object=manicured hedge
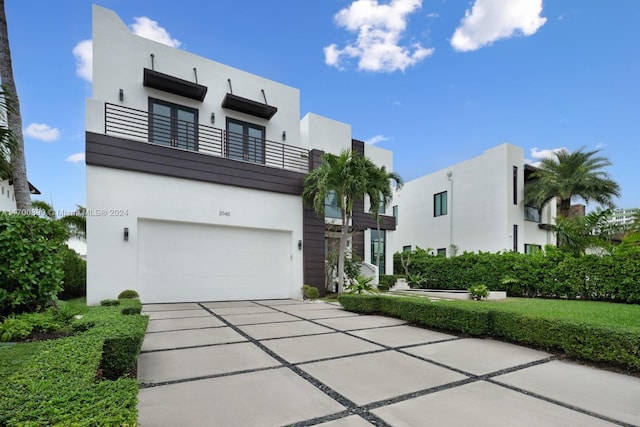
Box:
[393,247,640,303]
[338,294,640,373]
[0,299,148,426]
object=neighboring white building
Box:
[0,180,41,212]
[86,6,397,304]
[606,208,639,229]
[393,144,556,256]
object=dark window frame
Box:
[148,97,199,151]
[371,229,386,275]
[513,166,518,205]
[437,248,447,257]
[225,117,266,165]
[513,224,519,252]
[434,191,448,217]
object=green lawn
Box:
[439,297,640,331]
[0,340,46,382]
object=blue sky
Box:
[4,0,639,213]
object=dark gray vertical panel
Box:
[303,149,326,295]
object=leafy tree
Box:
[366,164,403,271]
[554,208,623,256]
[524,147,620,219]
[32,200,86,241]
[303,149,375,292]
[0,1,31,210]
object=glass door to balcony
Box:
[149,98,198,151]
[226,118,265,164]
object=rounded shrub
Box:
[117,290,139,300]
[301,285,320,300]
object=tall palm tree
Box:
[303,149,372,293]
[0,0,31,210]
[366,164,403,271]
[0,88,16,179]
[32,200,86,241]
[524,146,620,218]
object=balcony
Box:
[104,103,309,173]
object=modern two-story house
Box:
[85,6,396,304]
[393,144,556,256]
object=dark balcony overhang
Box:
[143,68,207,101]
[222,93,277,120]
[538,223,555,231]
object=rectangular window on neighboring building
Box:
[437,248,446,257]
[371,229,386,275]
[513,166,518,205]
[513,224,518,252]
[325,190,341,219]
[434,191,447,217]
[402,245,412,252]
[524,244,542,254]
[393,205,398,225]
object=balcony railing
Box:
[104,103,309,173]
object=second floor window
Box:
[325,190,341,219]
[149,98,198,151]
[434,191,447,217]
[226,118,265,164]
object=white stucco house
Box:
[85,6,397,304]
[0,180,40,212]
[393,143,556,256]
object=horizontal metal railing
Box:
[104,103,309,173]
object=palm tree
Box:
[32,200,86,241]
[303,149,372,293]
[524,146,620,218]
[0,88,16,179]
[366,164,403,271]
[0,0,31,210]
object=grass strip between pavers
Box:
[338,294,640,374]
[0,300,148,426]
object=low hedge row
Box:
[338,294,640,373]
[0,299,148,426]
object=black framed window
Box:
[434,191,447,217]
[371,229,386,274]
[402,245,411,252]
[525,244,541,254]
[513,224,519,252]
[513,166,518,205]
[226,118,265,164]
[148,98,198,151]
[393,205,398,224]
[437,248,447,257]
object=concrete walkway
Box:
[137,300,640,427]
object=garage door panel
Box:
[138,219,291,303]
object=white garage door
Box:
[138,219,292,303]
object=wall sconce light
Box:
[119,89,124,102]
[282,131,286,141]
[124,227,129,242]
[210,112,215,124]
[298,240,302,250]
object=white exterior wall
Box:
[300,113,352,155]
[92,6,301,149]
[86,166,303,304]
[0,180,16,211]
[394,143,555,255]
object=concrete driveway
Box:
[137,300,640,427]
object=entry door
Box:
[149,98,198,151]
[226,118,265,164]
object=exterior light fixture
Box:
[298,240,302,250]
[282,131,286,141]
[210,112,215,124]
[124,227,129,241]
[119,89,124,102]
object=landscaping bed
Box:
[338,294,640,374]
[0,299,148,426]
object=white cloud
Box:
[130,17,181,48]
[526,146,565,164]
[365,135,390,145]
[72,39,92,82]
[24,123,60,142]
[595,142,606,149]
[451,0,547,52]
[324,0,434,72]
[65,152,85,164]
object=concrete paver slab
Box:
[220,311,299,325]
[141,327,247,352]
[404,338,551,375]
[286,309,360,320]
[349,325,456,348]
[262,332,383,364]
[146,309,210,320]
[372,380,615,427]
[300,351,467,405]
[315,415,375,427]
[238,320,334,340]
[257,299,306,306]
[138,367,344,427]
[146,316,225,333]
[494,360,640,426]
[314,315,406,331]
[201,301,259,309]
[276,302,340,311]
[207,305,277,315]
[143,303,201,312]
[137,342,280,384]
